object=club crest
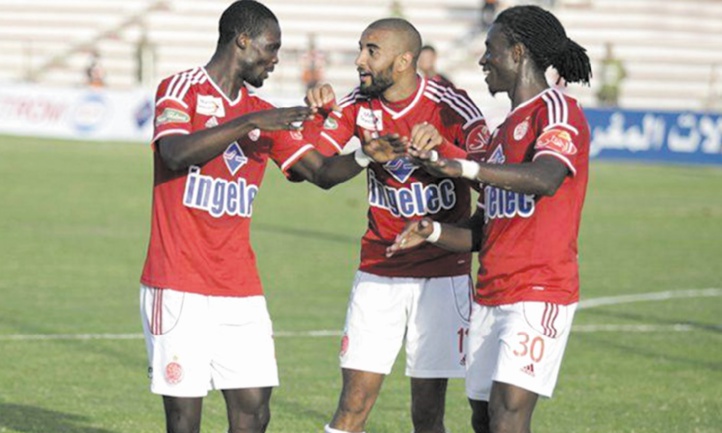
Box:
[224,141,248,175]
[384,156,418,183]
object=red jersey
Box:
[475,88,590,306]
[314,76,490,278]
[140,67,314,297]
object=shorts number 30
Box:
[513,332,545,362]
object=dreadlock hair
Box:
[217,0,279,46]
[494,5,592,86]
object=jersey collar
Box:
[378,74,426,120]
[201,66,245,106]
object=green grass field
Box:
[0,135,720,433]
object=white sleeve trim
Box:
[152,129,190,144]
[281,144,315,172]
[544,122,578,135]
[533,150,577,176]
[320,131,344,153]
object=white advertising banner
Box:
[0,84,154,142]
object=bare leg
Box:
[223,387,273,433]
[468,398,491,433]
[328,368,385,432]
[488,382,538,433]
[410,378,448,433]
[163,396,203,433]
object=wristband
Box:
[428,150,439,162]
[354,147,372,167]
[426,221,442,243]
[457,159,480,180]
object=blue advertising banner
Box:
[587,108,722,165]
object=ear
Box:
[235,33,249,50]
[512,42,525,64]
[395,52,414,72]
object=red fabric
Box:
[475,88,590,306]
[141,67,313,296]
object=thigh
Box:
[140,285,212,398]
[465,303,500,402]
[209,296,279,391]
[339,271,410,375]
[494,302,577,398]
[406,275,472,378]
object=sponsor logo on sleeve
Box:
[356,107,383,131]
[196,94,225,117]
[156,108,190,126]
[323,116,339,130]
[535,129,577,155]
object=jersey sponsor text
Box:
[368,170,456,217]
[183,166,258,218]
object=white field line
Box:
[1,288,719,341]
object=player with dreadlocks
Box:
[386,5,592,433]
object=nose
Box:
[355,51,366,68]
[478,51,488,67]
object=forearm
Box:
[159,116,258,171]
[461,157,567,196]
[311,152,365,189]
[430,222,476,253]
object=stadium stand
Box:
[0,0,720,111]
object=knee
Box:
[470,407,490,433]
[411,400,444,433]
[488,406,527,433]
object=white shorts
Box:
[466,301,577,400]
[140,285,279,397]
[339,271,472,378]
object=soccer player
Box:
[304,18,490,433]
[387,5,593,433]
[138,2,404,433]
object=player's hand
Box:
[409,122,443,152]
[304,83,340,115]
[408,147,464,178]
[246,106,313,131]
[386,218,434,257]
[361,130,408,163]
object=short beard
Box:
[359,70,394,97]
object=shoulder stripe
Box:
[338,88,367,109]
[426,81,484,123]
[541,89,569,128]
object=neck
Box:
[381,73,419,103]
[205,50,244,100]
[509,68,548,110]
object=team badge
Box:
[248,128,260,141]
[196,95,225,117]
[165,361,184,385]
[535,129,577,155]
[156,108,190,126]
[340,334,349,356]
[223,141,248,175]
[466,123,490,152]
[356,107,383,131]
[384,156,418,183]
[205,116,219,129]
[513,117,530,141]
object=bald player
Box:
[305,18,490,433]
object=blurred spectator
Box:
[596,42,626,107]
[389,0,405,18]
[301,33,325,91]
[135,25,156,89]
[418,45,454,87]
[85,50,106,88]
[481,0,498,31]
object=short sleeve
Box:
[151,76,195,145]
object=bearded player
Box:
[387,5,593,433]
[138,2,405,433]
[305,17,490,433]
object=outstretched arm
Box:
[158,106,313,171]
[409,147,569,197]
[289,131,407,189]
[386,209,485,257]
